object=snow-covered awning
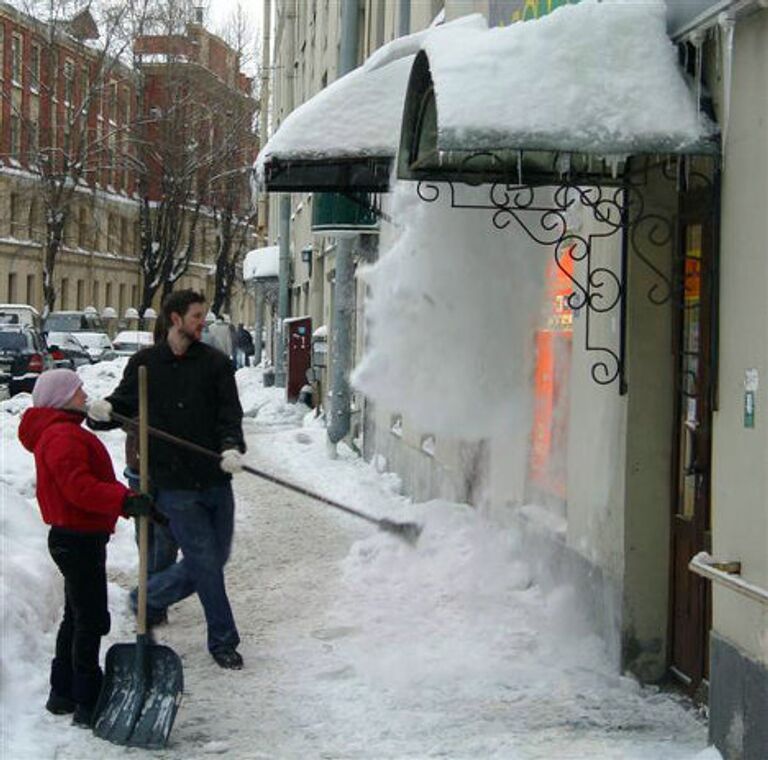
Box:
[398,0,718,185]
[255,15,488,193]
[243,246,279,281]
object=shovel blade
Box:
[92,641,183,749]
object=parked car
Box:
[46,331,93,369]
[0,326,55,395]
[44,310,106,334]
[112,330,154,357]
[0,303,42,331]
[75,331,116,363]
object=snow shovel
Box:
[109,410,423,546]
[92,366,184,749]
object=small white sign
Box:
[745,368,759,392]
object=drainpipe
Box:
[258,0,271,231]
[398,0,410,36]
[253,281,265,366]
[275,194,291,386]
[327,0,359,451]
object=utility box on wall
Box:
[284,316,312,402]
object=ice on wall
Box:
[353,182,548,439]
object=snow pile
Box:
[353,181,548,438]
[425,0,715,154]
[236,367,309,430]
[243,245,279,281]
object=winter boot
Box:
[71,669,103,729]
[46,658,75,715]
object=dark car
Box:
[46,331,93,369]
[0,326,55,396]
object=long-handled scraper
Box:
[110,410,422,546]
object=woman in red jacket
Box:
[18,369,154,728]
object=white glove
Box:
[88,399,113,422]
[220,448,244,474]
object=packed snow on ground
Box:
[1,363,721,758]
[353,180,549,439]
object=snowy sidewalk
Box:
[1,366,718,759]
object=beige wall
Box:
[710,9,768,665]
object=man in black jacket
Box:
[88,290,246,669]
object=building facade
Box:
[261,3,768,759]
[0,2,257,327]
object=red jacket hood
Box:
[19,408,86,452]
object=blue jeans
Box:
[146,484,239,653]
[125,469,178,619]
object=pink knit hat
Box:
[32,369,83,409]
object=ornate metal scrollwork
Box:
[416,175,628,388]
[412,150,719,391]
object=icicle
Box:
[556,152,571,179]
[718,12,736,158]
[517,150,523,186]
[690,29,706,118]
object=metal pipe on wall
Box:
[327,0,361,451]
[275,194,291,386]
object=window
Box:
[28,120,39,156]
[7,273,18,302]
[131,284,138,306]
[78,207,89,248]
[30,44,40,89]
[109,82,117,122]
[92,280,100,307]
[105,282,112,308]
[10,114,21,157]
[81,66,90,103]
[64,60,74,103]
[60,278,69,309]
[28,198,38,239]
[121,86,130,125]
[26,274,35,304]
[11,34,22,83]
[9,193,21,237]
[118,283,126,315]
[108,214,119,251]
[76,279,85,309]
[121,217,129,251]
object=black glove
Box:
[123,493,169,526]
[123,493,153,518]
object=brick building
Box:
[0,2,257,326]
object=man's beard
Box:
[180,324,200,342]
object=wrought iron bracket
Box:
[413,155,716,392]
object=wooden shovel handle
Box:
[136,366,149,636]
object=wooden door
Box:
[669,199,715,694]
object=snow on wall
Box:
[425,0,716,155]
[352,181,548,439]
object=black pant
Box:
[48,528,111,705]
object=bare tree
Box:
[129,0,257,316]
[1,0,138,316]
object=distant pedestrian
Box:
[236,323,254,368]
[88,290,247,670]
[18,369,157,727]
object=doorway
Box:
[669,188,717,695]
